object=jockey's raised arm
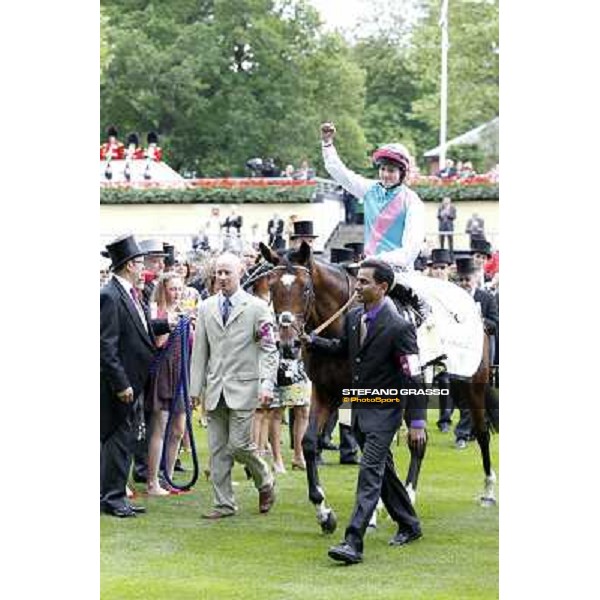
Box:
[320,122,424,270]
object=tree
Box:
[407,0,499,153]
[100,0,370,175]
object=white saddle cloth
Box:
[394,272,484,378]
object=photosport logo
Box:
[341,388,449,405]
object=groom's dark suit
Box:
[309,296,426,552]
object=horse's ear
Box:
[297,241,312,266]
[259,242,279,264]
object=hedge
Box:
[99,179,498,204]
[100,185,317,204]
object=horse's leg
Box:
[302,390,337,534]
[469,340,497,507]
[405,416,428,505]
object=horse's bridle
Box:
[267,263,315,335]
[264,258,355,336]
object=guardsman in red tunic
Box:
[143,131,163,180]
[100,126,125,161]
[124,133,144,181]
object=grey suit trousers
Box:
[207,395,273,514]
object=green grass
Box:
[101,413,499,600]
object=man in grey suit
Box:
[190,252,278,518]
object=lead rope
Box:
[160,315,200,491]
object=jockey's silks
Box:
[363,183,409,255]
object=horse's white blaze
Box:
[281,273,296,288]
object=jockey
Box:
[320,123,485,380]
[320,122,424,271]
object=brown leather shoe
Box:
[258,483,276,514]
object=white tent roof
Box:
[423,117,499,157]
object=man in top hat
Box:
[100,234,170,517]
[289,220,319,250]
[326,247,361,465]
[344,242,365,262]
[330,247,355,265]
[100,126,125,161]
[471,238,492,289]
[426,248,455,432]
[452,257,499,448]
[428,248,452,282]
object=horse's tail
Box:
[485,385,499,434]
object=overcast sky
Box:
[307,0,368,32]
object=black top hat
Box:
[105,234,144,271]
[344,242,365,260]
[126,133,139,147]
[330,248,355,264]
[430,248,453,265]
[147,131,159,145]
[413,254,428,272]
[107,125,118,139]
[139,239,168,256]
[470,238,492,257]
[290,220,318,239]
[163,243,175,267]
[455,257,477,276]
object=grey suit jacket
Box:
[189,290,278,411]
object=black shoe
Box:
[174,459,186,473]
[340,457,360,465]
[389,528,422,547]
[328,541,363,564]
[101,505,136,518]
[127,504,146,514]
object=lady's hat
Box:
[330,247,354,264]
[139,239,168,256]
[104,234,145,271]
[290,220,318,239]
[344,242,364,261]
[470,238,492,258]
[429,248,453,266]
[455,257,477,276]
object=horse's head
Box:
[259,241,315,352]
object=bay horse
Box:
[258,241,461,533]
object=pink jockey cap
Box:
[372,143,412,171]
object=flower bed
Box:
[408,174,499,201]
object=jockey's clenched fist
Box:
[320,122,336,144]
